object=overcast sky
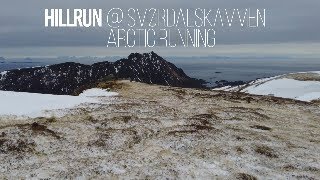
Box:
[0,0,319,57]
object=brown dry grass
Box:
[0,80,319,179]
[284,73,320,81]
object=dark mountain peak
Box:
[143,51,160,58]
[128,52,143,60]
[50,62,83,67]
[128,51,162,61]
[0,57,5,61]
[0,52,206,95]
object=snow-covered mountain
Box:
[214,71,320,102]
[0,52,205,95]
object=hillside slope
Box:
[0,81,319,179]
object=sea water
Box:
[175,57,320,86]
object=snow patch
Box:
[79,88,118,97]
[296,92,320,102]
[0,88,118,118]
[0,71,8,81]
[243,78,320,102]
[0,71,8,76]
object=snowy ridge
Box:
[214,71,320,102]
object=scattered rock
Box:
[255,145,278,158]
[30,122,60,139]
[250,125,271,131]
[236,173,258,180]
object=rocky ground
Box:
[0,80,319,179]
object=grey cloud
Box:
[0,0,319,48]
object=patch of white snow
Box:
[0,88,118,118]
